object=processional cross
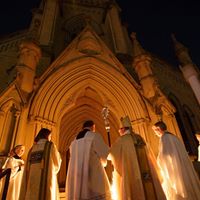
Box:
[101,107,111,147]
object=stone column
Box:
[134,55,157,99]
[0,104,18,154]
[16,41,41,93]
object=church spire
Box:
[172,34,200,105]
[171,34,192,65]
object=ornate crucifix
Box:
[101,106,111,146]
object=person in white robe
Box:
[19,128,62,200]
[65,120,112,200]
[152,121,200,200]
[1,145,25,200]
[108,116,166,200]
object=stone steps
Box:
[60,192,65,199]
[59,188,65,199]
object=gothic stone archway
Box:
[29,55,149,186]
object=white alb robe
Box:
[66,131,112,200]
[1,156,24,200]
[157,132,200,200]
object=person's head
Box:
[34,128,52,143]
[10,145,25,157]
[119,116,132,136]
[83,120,95,132]
[119,126,130,136]
[152,121,167,137]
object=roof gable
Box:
[41,25,128,80]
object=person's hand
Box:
[17,160,24,166]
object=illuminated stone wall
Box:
[0,0,199,187]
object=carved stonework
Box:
[16,40,41,93]
[101,92,115,109]
[0,110,5,117]
[63,95,75,108]
[28,18,41,41]
[17,40,41,69]
[77,27,102,55]
[148,85,175,116]
[34,116,56,127]
[131,34,175,117]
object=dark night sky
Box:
[1,0,200,68]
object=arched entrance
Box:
[29,55,149,187]
[58,86,121,186]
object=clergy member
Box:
[1,145,25,200]
[65,120,112,200]
[19,128,62,200]
[108,116,166,200]
[152,121,200,200]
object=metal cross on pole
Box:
[101,106,111,146]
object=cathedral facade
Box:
[0,0,200,186]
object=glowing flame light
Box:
[158,155,185,199]
[110,169,119,200]
[111,181,117,200]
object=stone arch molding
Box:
[0,98,21,113]
[0,97,21,153]
[29,57,149,143]
[31,60,146,117]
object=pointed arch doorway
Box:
[58,86,120,187]
[29,59,149,188]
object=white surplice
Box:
[65,131,112,200]
[1,156,24,200]
[157,132,200,200]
